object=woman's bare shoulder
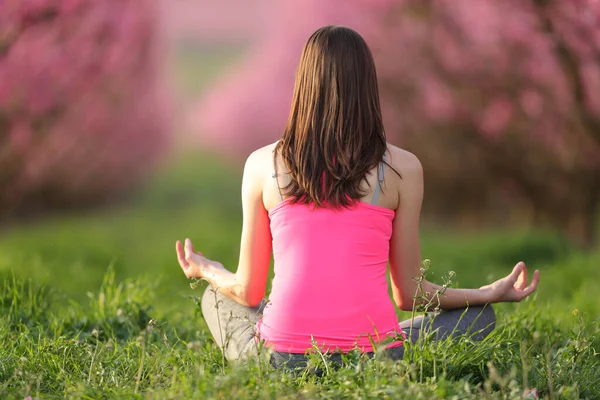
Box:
[386,144,423,175]
[245,142,279,169]
[386,145,424,207]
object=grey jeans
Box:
[201,285,496,369]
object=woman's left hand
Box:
[479,261,540,303]
[176,238,210,279]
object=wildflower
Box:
[525,388,539,399]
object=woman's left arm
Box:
[176,150,272,307]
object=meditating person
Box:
[175,25,540,368]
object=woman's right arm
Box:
[388,151,540,312]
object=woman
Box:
[176,25,540,368]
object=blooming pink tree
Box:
[195,0,600,247]
[374,0,600,247]
[0,0,168,217]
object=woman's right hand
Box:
[479,262,540,303]
[176,238,213,279]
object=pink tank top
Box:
[256,192,404,353]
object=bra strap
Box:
[272,149,284,201]
[371,157,385,205]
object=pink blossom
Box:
[519,90,544,119]
[480,98,514,139]
[421,78,456,121]
[0,0,169,215]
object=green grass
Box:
[0,152,244,316]
[0,152,598,399]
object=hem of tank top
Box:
[252,336,405,354]
[267,197,396,217]
[254,321,406,351]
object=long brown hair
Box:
[275,25,390,208]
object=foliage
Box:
[0,0,168,217]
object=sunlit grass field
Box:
[0,152,599,399]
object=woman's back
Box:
[257,153,400,352]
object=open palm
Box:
[480,262,540,303]
[176,238,208,279]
